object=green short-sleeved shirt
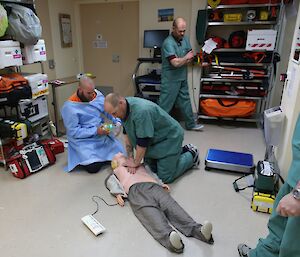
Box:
[161,35,192,82]
[123,97,183,159]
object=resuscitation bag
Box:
[6,4,42,45]
[0,4,8,37]
[200,98,256,118]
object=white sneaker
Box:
[169,231,184,252]
[201,221,213,241]
[189,124,204,131]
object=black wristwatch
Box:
[292,188,300,200]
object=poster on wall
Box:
[158,8,174,22]
[59,13,72,48]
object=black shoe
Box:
[185,144,200,167]
[238,244,251,257]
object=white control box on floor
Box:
[24,73,49,99]
[18,96,49,122]
[264,106,285,146]
[22,39,47,64]
[0,40,23,69]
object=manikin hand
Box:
[162,184,170,192]
[276,193,300,217]
[124,157,139,174]
[116,194,125,206]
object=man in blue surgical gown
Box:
[61,76,124,173]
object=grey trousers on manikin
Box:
[128,182,205,252]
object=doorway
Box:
[79,1,139,96]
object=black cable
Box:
[91,195,118,216]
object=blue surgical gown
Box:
[61,90,125,172]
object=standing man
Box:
[104,93,200,183]
[238,114,300,257]
[159,17,203,131]
[61,76,124,173]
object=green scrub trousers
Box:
[250,114,300,257]
[159,79,195,129]
[124,97,194,183]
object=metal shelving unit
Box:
[208,21,277,26]
[0,0,48,168]
[207,3,280,9]
[199,2,283,123]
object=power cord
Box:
[191,65,199,115]
[91,195,118,216]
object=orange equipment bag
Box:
[200,98,256,118]
[0,73,28,93]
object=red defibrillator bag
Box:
[7,142,56,179]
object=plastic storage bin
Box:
[22,39,47,64]
[24,73,49,99]
[0,40,22,69]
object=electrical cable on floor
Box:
[191,65,199,116]
[91,195,118,216]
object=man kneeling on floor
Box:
[61,76,125,173]
[105,152,214,253]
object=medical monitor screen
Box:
[26,151,42,172]
[143,30,169,48]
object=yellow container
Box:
[224,13,242,22]
[11,122,27,141]
[251,192,275,214]
[259,11,269,21]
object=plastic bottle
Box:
[102,123,122,136]
[49,120,57,136]
[102,123,116,133]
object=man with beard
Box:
[61,76,124,173]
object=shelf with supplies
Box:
[198,1,284,122]
[0,0,64,179]
[132,57,162,104]
[207,3,281,9]
[208,21,277,26]
[0,0,52,168]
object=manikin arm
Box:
[116,194,125,206]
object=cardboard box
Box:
[246,30,277,51]
[0,40,23,69]
[24,73,49,99]
[18,96,49,122]
[22,39,47,64]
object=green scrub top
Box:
[123,97,184,159]
[161,35,192,82]
[287,114,300,188]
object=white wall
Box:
[276,1,300,178]
[48,0,80,78]
[46,0,81,124]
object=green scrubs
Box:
[124,97,193,183]
[159,34,195,129]
[250,114,300,257]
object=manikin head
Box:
[172,17,187,42]
[77,76,95,102]
[104,93,127,119]
[111,152,127,170]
